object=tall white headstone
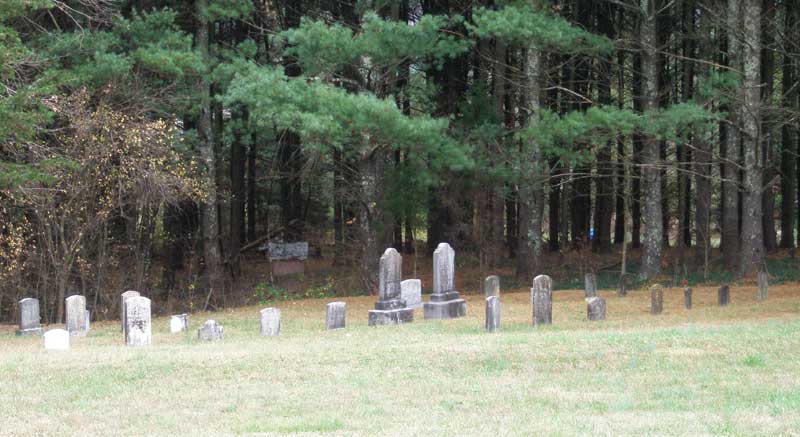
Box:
[120,290,140,333]
[423,242,466,319]
[65,295,87,336]
[125,296,151,346]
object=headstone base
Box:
[423,298,467,319]
[16,327,43,336]
[368,307,414,326]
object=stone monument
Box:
[423,243,466,320]
[260,308,281,336]
[368,248,414,325]
[17,298,43,336]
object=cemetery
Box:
[2,243,800,435]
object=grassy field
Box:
[2,284,800,436]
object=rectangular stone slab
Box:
[368,307,414,326]
[423,299,466,320]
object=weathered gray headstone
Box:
[718,284,730,306]
[120,290,140,332]
[531,274,553,326]
[198,319,224,341]
[400,279,422,309]
[65,295,87,336]
[326,302,346,330]
[684,286,692,309]
[260,307,281,336]
[17,298,43,336]
[369,248,414,325]
[423,243,467,320]
[169,314,189,333]
[757,270,768,301]
[44,329,69,351]
[584,272,597,298]
[587,296,606,321]
[650,284,663,314]
[125,296,151,346]
[484,275,500,298]
[485,295,500,332]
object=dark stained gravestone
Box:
[587,297,606,321]
[531,275,553,326]
[584,273,597,298]
[369,248,414,325]
[485,296,500,332]
[718,284,730,306]
[650,285,663,315]
[484,275,500,298]
[17,298,43,336]
[757,270,768,301]
[684,286,692,309]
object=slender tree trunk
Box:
[780,0,797,248]
[517,46,544,282]
[761,0,777,252]
[739,0,764,275]
[614,48,626,245]
[632,53,643,249]
[723,0,741,270]
[593,1,614,254]
[229,110,247,278]
[694,2,713,268]
[195,0,222,292]
[640,0,663,279]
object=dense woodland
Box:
[1,0,798,322]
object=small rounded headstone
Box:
[170,314,189,333]
[44,329,70,351]
[400,279,423,309]
[684,286,692,309]
[260,308,281,336]
[587,297,606,321]
[531,274,553,326]
[718,284,730,306]
[198,319,224,341]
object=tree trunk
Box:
[640,0,663,279]
[593,0,614,254]
[761,0,777,252]
[517,46,545,282]
[614,48,626,245]
[739,0,764,275]
[780,0,797,248]
[229,110,247,278]
[632,53,643,249]
[722,0,741,270]
[195,0,222,292]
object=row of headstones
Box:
[583,270,770,304]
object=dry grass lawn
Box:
[2,283,800,435]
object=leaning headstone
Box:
[423,243,467,320]
[85,310,91,331]
[531,274,553,326]
[587,297,606,321]
[260,308,281,336]
[757,270,768,301]
[484,275,500,298]
[650,284,663,315]
[44,329,69,351]
[584,272,597,298]
[198,320,224,341]
[684,286,692,310]
[369,248,414,325]
[65,295,87,336]
[169,314,189,333]
[120,290,140,332]
[400,279,423,309]
[485,296,500,332]
[326,302,346,330]
[718,284,730,306]
[17,298,43,336]
[125,296,151,347]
